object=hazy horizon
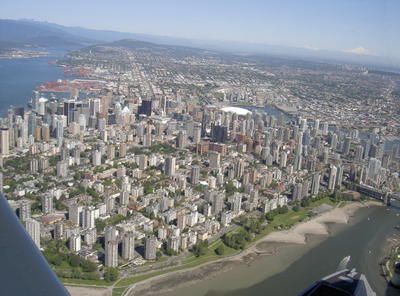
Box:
[1,0,399,64]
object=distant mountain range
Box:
[0,19,398,69]
[0,19,99,49]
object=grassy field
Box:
[112,287,126,296]
[114,240,239,290]
[253,197,339,242]
[61,278,113,286]
[183,238,238,264]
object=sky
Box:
[1,0,399,59]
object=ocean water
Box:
[162,205,400,296]
[0,49,67,115]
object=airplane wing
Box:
[0,194,69,296]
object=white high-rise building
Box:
[105,225,118,243]
[367,157,381,183]
[105,240,118,267]
[190,166,200,184]
[83,206,96,229]
[193,125,201,144]
[41,194,53,215]
[26,218,40,249]
[209,152,220,169]
[69,203,82,226]
[55,118,64,140]
[280,151,288,168]
[0,128,10,155]
[92,150,102,166]
[56,161,68,177]
[144,235,157,260]
[90,98,101,117]
[122,232,135,260]
[328,165,338,191]
[311,173,321,196]
[69,233,81,252]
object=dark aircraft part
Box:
[0,194,69,296]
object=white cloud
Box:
[303,45,320,51]
[343,47,377,56]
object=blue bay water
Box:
[0,50,67,114]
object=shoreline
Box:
[135,201,380,296]
[66,201,381,296]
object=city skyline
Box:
[1,0,399,61]
[0,3,400,295]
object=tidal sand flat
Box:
[124,202,379,296]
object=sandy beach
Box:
[66,286,111,296]
[257,202,373,246]
[66,201,381,296]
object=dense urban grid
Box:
[2,40,400,293]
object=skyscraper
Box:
[367,158,381,183]
[83,206,96,229]
[144,235,157,260]
[69,203,82,226]
[25,218,40,249]
[164,156,176,176]
[343,137,351,155]
[336,165,344,187]
[89,98,101,117]
[232,192,242,214]
[69,233,81,252]
[176,130,187,149]
[328,165,338,191]
[122,232,135,260]
[138,154,148,170]
[41,194,53,215]
[0,128,10,155]
[138,99,152,116]
[293,183,303,200]
[54,222,64,240]
[311,173,321,196]
[92,150,102,166]
[211,124,228,143]
[193,125,201,144]
[105,240,118,267]
[190,166,200,184]
[28,113,36,136]
[19,200,31,222]
[105,225,118,243]
[55,118,64,140]
[209,151,220,169]
[212,192,224,215]
[177,212,187,230]
[280,151,288,168]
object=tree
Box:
[301,199,310,207]
[266,212,274,221]
[165,248,178,256]
[215,245,225,255]
[81,260,97,273]
[52,256,63,266]
[95,219,106,232]
[104,267,119,282]
[69,254,81,267]
[279,206,289,214]
[193,240,208,257]
[55,200,67,211]
[224,181,238,196]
